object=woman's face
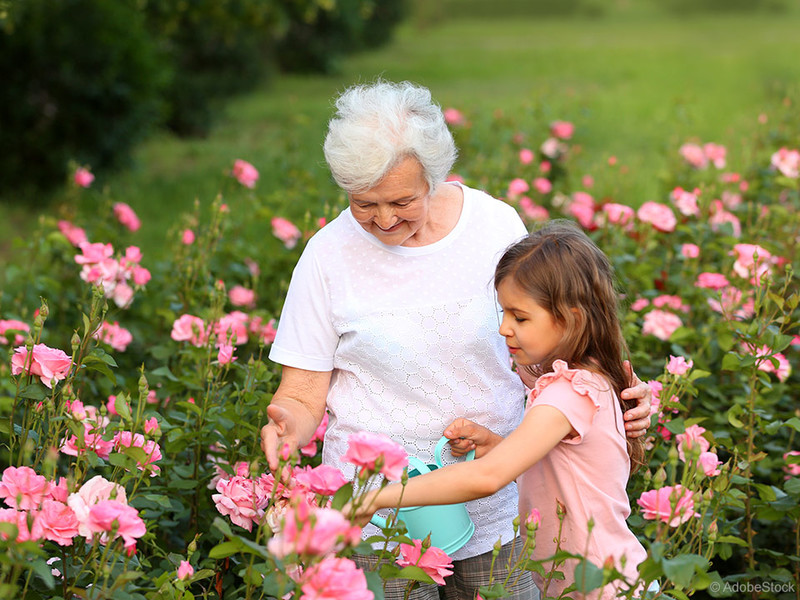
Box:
[348,157,432,246]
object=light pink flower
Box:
[93,321,133,352]
[518,198,549,222]
[652,295,689,313]
[0,508,33,542]
[641,310,682,341]
[67,476,128,540]
[397,539,454,585]
[697,452,721,476]
[540,137,566,159]
[113,202,141,232]
[216,311,249,346]
[11,344,72,389]
[113,431,162,474]
[703,143,727,169]
[177,560,194,581]
[217,343,236,365]
[676,424,710,461]
[300,557,374,600]
[532,177,552,194]
[294,465,348,496]
[637,201,676,232]
[60,423,114,460]
[709,200,741,237]
[212,476,269,531]
[637,485,698,526]
[132,266,151,286]
[181,229,195,245]
[695,272,729,290]
[269,502,360,559]
[670,187,700,217]
[550,120,574,140]
[48,477,69,503]
[746,344,791,382]
[31,499,80,546]
[75,242,114,265]
[443,108,465,126]
[0,466,50,510]
[144,417,159,435]
[524,508,541,529]
[666,355,693,375]
[681,244,700,259]
[87,499,146,550]
[343,431,408,481]
[228,285,256,308]
[300,412,329,457]
[232,159,259,188]
[170,314,208,347]
[519,148,534,165]
[602,203,635,227]
[74,167,95,188]
[770,147,800,178]
[57,220,88,246]
[539,160,552,173]
[679,143,708,169]
[783,451,800,477]
[731,243,773,284]
[0,319,29,345]
[271,217,301,249]
[582,174,594,188]
[630,298,649,312]
[507,178,529,197]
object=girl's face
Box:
[496,278,565,366]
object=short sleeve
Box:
[529,361,606,444]
[268,241,340,372]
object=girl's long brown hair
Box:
[495,220,644,472]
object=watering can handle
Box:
[435,435,476,469]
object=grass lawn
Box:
[2,5,799,261]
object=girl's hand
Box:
[345,489,383,527]
[443,419,503,458]
[621,360,652,438]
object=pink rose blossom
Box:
[144,417,159,435]
[524,508,541,529]
[60,423,114,460]
[0,508,33,542]
[74,167,95,188]
[232,159,259,188]
[48,477,69,503]
[582,174,594,188]
[746,344,791,381]
[679,143,708,169]
[731,243,773,284]
[697,452,721,477]
[602,203,635,227]
[0,466,50,510]
[228,285,256,308]
[93,321,133,352]
[343,431,409,481]
[212,476,270,531]
[57,220,88,246]
[300,412,329,457]
[217,343,236,365]
[703,143,727,169]
[539,160,552,173]
[695,272,729,290]
[676,424,710,461]
[652,295,689,313]
[720,190,742,210]
[300,557,374,600]
[519,148,534,165]
[181,229,195,245]
[708,286,755,320]
[0,319,29,345]
[642,310,682,341]
[75,242,114,265]
[132,266,151,286]
[519,198,549,222]
[443,108,465,126]
[271,216,301,249]
[11,344,72,389]
[637,201,676,232]
[630,298,649,312]
[709,200,741,237]
[294,465,348,496]
[540,137,566,159]
[113,202,141,232]
[171,314,208,347]
[177,560,194,581]
[67,476,128,540]
[532,177,552,194]
[216,311,249,345]
[31,499,80,546]
[550,120,574,140]
[87,499,146,550]
[269,502,360,559]
[637,485,698,526]
[396,539,454,585]
[666,355,693,375]
[670,187,700,217]
[681,243,700,259]
[507,178,529,197]
[113,431,162,474]
[783,451,800,477]
[770,147,800,178]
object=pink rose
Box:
[637,201,676,232]
[228,285,256,308]
[676,424,710,461]
[695,272,729,290]
[113,431,162,474]
[343,431,409,481]
[93,321,133,352]
[67,476,127,538]
[0,466,50,510]
[519,198,549,222]
[144,417,159,436]
[709,200,741,237]
[75,242,114,265]
[641,310,682,341]
[630,298,649,312]
[294,465,348,496]
[533,177,552,194]
[550,120,574,140]
[652,295,689,312]
[783,451,800,477]
[269,503,360,559]
[48,477,69,503]
[113,202,141,232]
[681,243,700,259]
[181,229,195,245]
[212,476,269,531]
[87,499,146,550]
[11,344,72,389]
[271,217,301,249]
[602,203,635,227]
[300,557,374,600]
[679,143,708,169]
[170,314,208,347]
[31,499,80,546]
[397,539,454,585]
[217,343,236,365]
[540,137,566,159]
[507,178,529,197]
[74,167,95,188]
[666,355,693,375]
[0,319,29,345]
[60,423,114,460]
[582,174,594,188]
[670,187,700,217]
[697,452,721,476]
[57,220,88,246]
[703,143,727,169]
[177,560,194,581]
[519,148,534,165]
[637,485,698,526]
[132,266,151,286]
[443,108,465,126]
[216,311,249,345]
[232,159,259,188]
[731,243,773,284]
[770,147,800,178]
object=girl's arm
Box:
[351,405,573,524]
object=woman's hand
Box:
[621,361,652,439]
[443,418,503,458]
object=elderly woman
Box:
[261,80,651,600]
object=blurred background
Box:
[1,0,799,260]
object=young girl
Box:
[354,220,648,599]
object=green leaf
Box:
[87,346,118,366]
[29,558,55,589]
[394,565,435,584]
[330,482,354,511]
[208,540,244,559]
[662,553,708,588]
[721,352,741,371]
[115,392,133,422]
[18,383,47,401]
[572,559,604,593]
[150,366,180,382]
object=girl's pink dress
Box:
[517,360,647,599]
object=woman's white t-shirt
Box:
[269,183,528,560]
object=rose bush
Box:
[0,93,798,599]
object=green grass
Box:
[3,5,800,261]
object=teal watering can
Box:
[370,436,476,554]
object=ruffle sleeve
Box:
[527,360,610,444]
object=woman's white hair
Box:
[323,80,458,195]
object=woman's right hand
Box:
[260,403,300,472]
[443,418,503,458]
